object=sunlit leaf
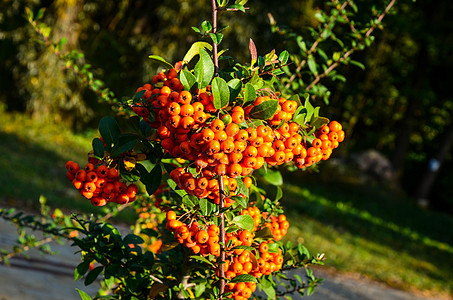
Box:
[148,55,173,69]
[194,48,214,89]
[183,42,213,65]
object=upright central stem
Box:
[211,0,219,75]
[218,175,226,299]
[212,3,224,298]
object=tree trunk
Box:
[415,117,453,206]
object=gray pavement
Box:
[0,219,447,300]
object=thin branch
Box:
[0,237,53,264]
[284,0,349,89]
[212,0,219,76]
[218,176,226,299]
[304,0,397,92]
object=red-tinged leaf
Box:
[249,38,257,65]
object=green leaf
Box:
[191,255,215,267]
[179,70,197,91]
[236,178,249,197]
[254,227,274,239]
[92,138,105,159]
[290,94,303,108]
[297,36,307,52]
[248,100,278,120]
[231,245,254,252]
[194,48,215,89]
[211,77,230,109]
[201,20,213,32]
[98,117,121,150]
[183,42,213,65]
[110,134,138,157]
[84,266,103,286]
[258,277,276,299]
[350,60,366,70]
[148,55,173,69]
[230,195,247,208]
[76,289,93,300]
[167,178,187,198]
[243,83,256,105]
[227,4,246,12]
[259,169,283,186]
[209,33,224,45]
[233,215,254,231]
[199,198,213,216]
[304,97,315,123]
[307,55,318,75]
[228,79,242,102]
[310,117,329,129]
[140,119,155,137]
[123,234,145,245]
[182,195,197,208]
[74,261,90,281]
[249,72,264,90]
[142,164,162,196]
[294,113,307,127]
[195,283,206,297]
[268,242,280,253]
[231,274,257,283]
[279,50,289,65]
[133,90,146,101]
[275,186,282,202]
[298,244,310,259]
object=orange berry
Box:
[329,120,342,132]
[160,86,172,96]
[231,111,245,124]
[259,242,269,253]
[178,91,192,104]
[196,230,209,244]
[243,176,253,188]
[180,104,194,117]
[211,119,225,132]
[228,163,242,178]
[225,123,240,137]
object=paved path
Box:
[0,219,448,300]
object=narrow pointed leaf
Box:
[148,55,173,69]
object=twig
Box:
[0,237,53,264]
[304,0,396,92]
[218,176,226,299]
[284,1,349,89]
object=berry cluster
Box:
[133,69,344,178]
[166,205,288,298]
[65,161,138,206]
[169,168,252,206]
[294,120,345,168]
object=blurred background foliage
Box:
[1,0,452,210]
[1,0,453,296]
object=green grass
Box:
[281,175,453,297]
[0,107,103,212]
